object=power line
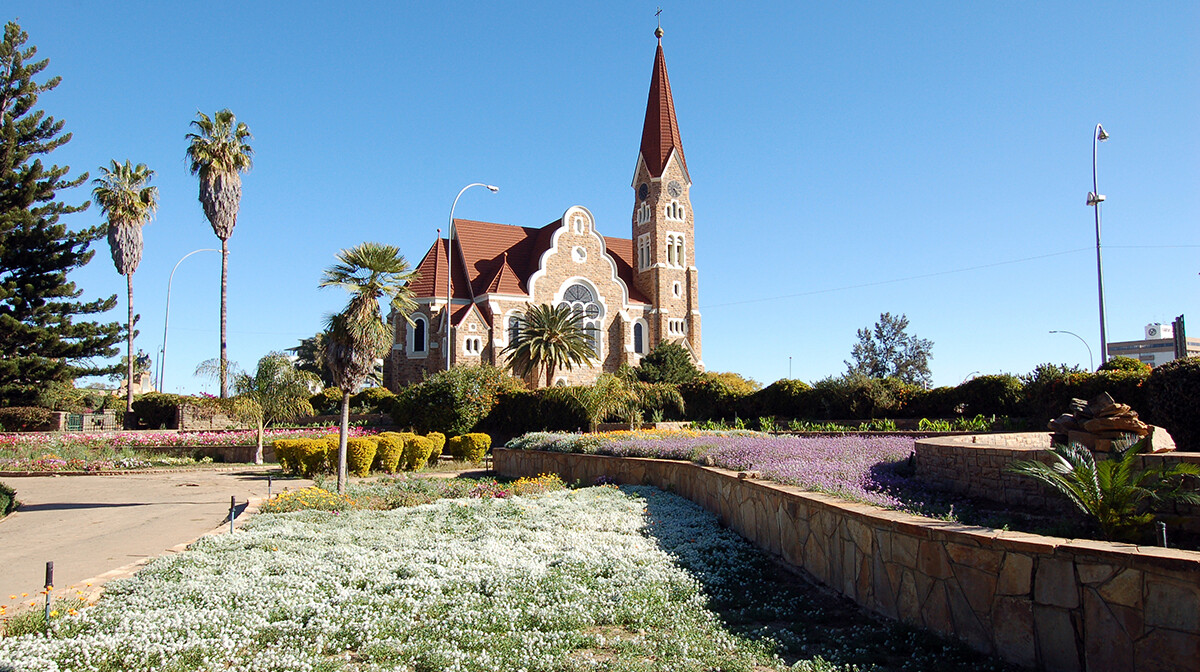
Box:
[701,247,1093,310]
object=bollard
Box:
[44,561,53,632]
[1158,521,1168,548]
[229,496,236,533]
[267,475,272,499]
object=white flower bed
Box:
[0,487,793,672]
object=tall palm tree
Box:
[320,242,418,493]
[185,109,253,398]
[91,160,158,424]
[502,304,595,388]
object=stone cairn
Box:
[1048,391,1174,454]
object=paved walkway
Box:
[0,468,309,605]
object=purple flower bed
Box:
[508,431,936,511]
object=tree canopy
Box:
[635,341,699,385]
[845,312,933,387]
[0,21,122,405]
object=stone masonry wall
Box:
[495,448,1200,672]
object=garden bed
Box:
[0,484,1009,671]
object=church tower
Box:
[631,27,701,362]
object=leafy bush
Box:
[1022,368,1149,426]
[753,378,813,419]
[0,406,52,431]
[1145,357,1200,450]
[479,388,587,438]
[374,433,405,474]
[345,437,377,477]
[679,376,744,421]
[350,387,395,412]
[130,393,193,429]
[902,386,961,418]
[447,432,491,462]
[308,388,344,415]
[1099,356,1151,373]
[957,374,1024,417]
[403,436,435,471]
[392,365,522,435]
[426,431,446,461]
[809,374,907,420]
[271,438,312,475]
[0,481,17,516]
[635,342,700,384]
[297,438,332,477]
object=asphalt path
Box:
[0,468,310,605]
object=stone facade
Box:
[495,448,1200,672]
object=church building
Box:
[385,29,701,388]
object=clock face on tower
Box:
[667,180,682,198]
[638,183,649,200]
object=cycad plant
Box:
[91,160,158,423]
[1008,440,1200,542]
[185,109,252,398]
[502,304,595,388]
[320,242,417,493]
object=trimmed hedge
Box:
[308,388,344,415]
[426,432,446,461]
[0,406,52,431]
[374,433,406,474]
[403,436,435,471]
[345,437,378,477]
[447,433,491,463]
[1145,357,1200,450]
[351,387,395,412]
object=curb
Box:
[0,465,280,478]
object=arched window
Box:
[559,283,602,360]
[633,322,644,354]
[413,317,426,352]
[408,315,428,356]
[507,316,521,345]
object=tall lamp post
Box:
[158,249,219,392]
[1087,124,1110,365]
[1050,330,1095,372]
[446,183,499,370]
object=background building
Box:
[1106,322,1199,367]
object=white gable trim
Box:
[526,205,633,309]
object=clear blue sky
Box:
[12,2,1199,393]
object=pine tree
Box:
[0,22,122,406]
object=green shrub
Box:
[479,388,587,438]
[635,342,700,384]
[297,438,331,477]
[447,433,491,463]
[308,388,344,415]
[271,438,311,475]
[426,432,446,461]
[403,436,435,471]
[679,376,745,421]
[345,437,377,477]
[1099,356,1151,373]
[809,374,908,420]
[1145,357,1200,450]
[0,406,52,431]
[374,433,405,474]
[392,365,522,435]
[1022,366,1149,425]
[753,379,814,419]
[0,481,17,516]
[902,386,961,418]
[130,393,193,429]
[957,374,1025,417]
[350,387,396,412]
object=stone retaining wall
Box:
[495,448,1200,672]
[915,434,1200,531]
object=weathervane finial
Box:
[655,7,663,40]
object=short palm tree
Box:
[320,242,418,493]
[185,109,253,398]
[1009,440,1200,541]
[502,304,595,388]
[233,352,319,464]
[91,160,158,424]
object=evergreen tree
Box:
[636,341,700,385]
[0,22,122,406]
[845,312,933,387]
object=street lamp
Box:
[158,249,219,392]
[1050,330,1095,372]
[1088,123,1110,365]
[446,183,499,370]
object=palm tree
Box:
[502,304,595,388]
[233,352,318,464]
[320,242,418,493]
[185,109,253,398]
[91,160,158,425]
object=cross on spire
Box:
[655,7,663,40]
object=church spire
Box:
[639,28,687,180]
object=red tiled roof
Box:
[603,236,649,304]
[639,41,687,180]
[409,238,472,300]
[411,219,647,306]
